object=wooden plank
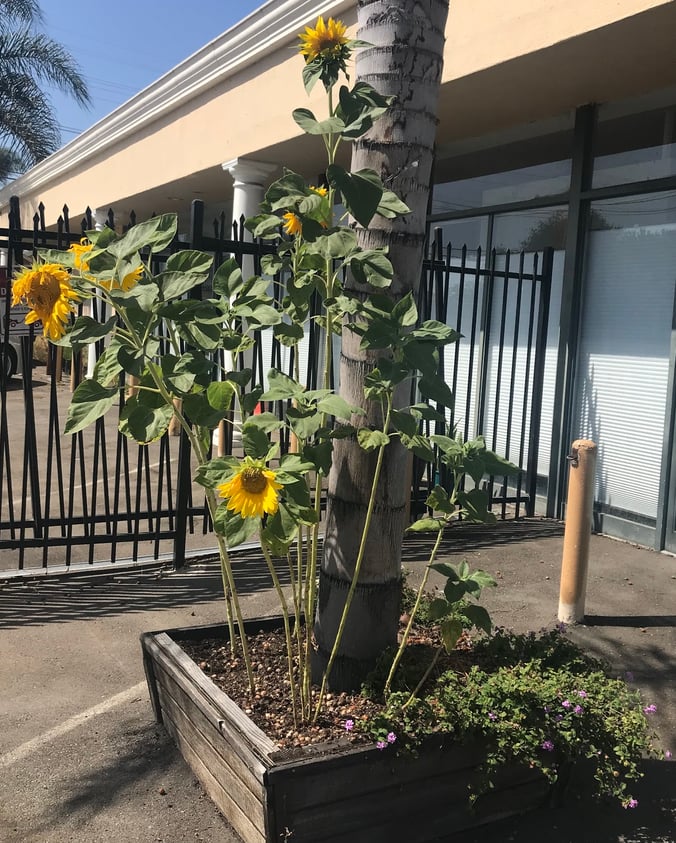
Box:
[268,740,486,809]
[143,632,277,762]
[275,766,548,843]
[152,657,267,793]
[156,682,267,838]
[160,704,266,843]
[155,673,266,819]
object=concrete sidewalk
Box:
[1,520,674,843]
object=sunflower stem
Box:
[384,524,446,698]
[261,542,299,727]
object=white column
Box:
[85,210,107,378]
[219,159,277,451]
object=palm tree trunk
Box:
[314,0,450,690]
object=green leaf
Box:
[68,315,117,347]
[440,617,464,653]
[460,604,493,636]
[261,507,299,557]
[206,381,236,414]
[306,228,358,260]
[155,270,205,301]
[246,213,282,240]
[407,517,443,533]
[119,397,174,444]
[161,351,212,395]
[390,409,418,437]
[292,108,344,135]
[64,380,118,434]
[109,281,160,314]
[216,507,260,547]
[194,456,240,489]
[225,368,252,389]
[242,423,275,460]
[377,190,411,219]
[480,449,522,478]
[244,411,284,434]
[426,485,454,515]
[443,579,468,605]
[183,392,227,428]
[349,250,394,287]
[93,343,124,387]
[326,165,383,228]
[273,322,304,346]
[213,258,244,297]
[316,394,364,420]
[287,405,323,439]
[410,403,446,424]
[166,249,213,277]
[108,214,177,259]
[429,597,452,620]
[458,488,497,524]
[357,428,390,451]
[240,386,264,415]
[260,369,304,401]
[418,375,454,409]
[430,562,460,581]
[400,433,436,462]
[302,441,333,475]
[411,321,461,344]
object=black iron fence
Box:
[0,197,553,577]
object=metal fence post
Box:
[173,427,191,569]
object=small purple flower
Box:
[543,705,551,714]
[555,622,567,633]
[643,704,657,714]
[541,740,555,752]
[561,700,572,709]
[625,671,635,682]
[387,732,397,744]
[665,750,672,760]
[555,714,564,722]
[574,705,584,715]
[488,712,497,721]
[624,798,638,809]
[577,690,588,698]
[344,719,354,732]
[376,740,387,750]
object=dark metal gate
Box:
[0,198,553,577]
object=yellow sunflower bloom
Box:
[11,262,80,341]
[299,16,348,62]
[282,212,303,237]
[218,461,283,519]
[310,185,328,197]
[69,237,93,271]
[99,265,144,292]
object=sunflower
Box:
[12,262,80,341]
[282,212,303,237]
[99,264,144,292]
[310,185,328,197]
[299,16,348,62]
[218,460,283,519]
[69,237,93,272]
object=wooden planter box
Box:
[141,618,550,843]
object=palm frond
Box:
[0,28,91,105]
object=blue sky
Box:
[40,0,264,148]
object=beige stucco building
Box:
[4,0,676,551]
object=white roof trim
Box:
[0,0,353,207]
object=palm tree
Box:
[315,0,450,689]
[0,0,90,179]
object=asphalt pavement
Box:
[1,519,674,843]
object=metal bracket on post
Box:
[558,439,597,623]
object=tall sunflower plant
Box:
[12,17,517,725]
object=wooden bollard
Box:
[558,439,597,624]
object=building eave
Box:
[0,0,353,211]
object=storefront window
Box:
[431,159,571,216]
[593,106,676,188]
